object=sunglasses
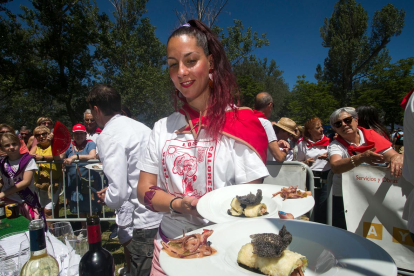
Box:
[333,116,353,128]
[84,119,95,123]
[0,130,11,134]
[35,132,48,138]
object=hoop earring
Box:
[209,68,214,89]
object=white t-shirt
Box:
[297,136,331,172]
[403,92,414,233]
[258,118,278,161]
[138,112,269,231]
[328,129,391,196]
[0,158,38,203]
[98,115,162,230]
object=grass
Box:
[56,196,125,275]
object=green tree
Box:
[317,0,405,106]
[234,57,289,121]
[95,0,173,127]
[287,76,338,125]
[355,57,414,128]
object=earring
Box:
[209,68,214,89]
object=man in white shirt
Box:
[88,84,162,276]
[253,92,287,162]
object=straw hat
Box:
[272,118,297,136]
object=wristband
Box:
[350,156,356,168]
[42,156,45,161]
[169,197,183,214]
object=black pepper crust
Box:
[250,225,293,258]
[236,189,263,206]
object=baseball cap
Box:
[72,124,86,133]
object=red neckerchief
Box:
[335,127,392,156]
[71,139,93,150]
[401,87,414,110]
[306,135,330,148]
[253,110,267,119]
[177,103,268,163]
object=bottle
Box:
[79,215,115,276]
[20,219,59,276]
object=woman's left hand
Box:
[63,156,76,165]
[388,153,403,177]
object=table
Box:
[0,215,29,237]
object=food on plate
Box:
[161,229,216,259]
[237,225,308,276]
[92,165,102,169]
[228,189,268,217]
[272,186,312,201]
[278,211,294,220]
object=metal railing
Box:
[36,159,115,222]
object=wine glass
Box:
[18,239,30,271]
[48,222,73,271]
[66,230,88,276]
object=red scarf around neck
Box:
[335,127,392,156]
[401,88,414,110]
[71,139,93,150]
[306,135,330,148]
[177,103,268,163]
[253,110,267,119]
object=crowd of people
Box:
[0,19,411,276]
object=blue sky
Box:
[6,0,414,90]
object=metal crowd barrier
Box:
[36,159,115,222]
[265,161,315,220]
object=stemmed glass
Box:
[48,222,73,271]
[65,229,88,276]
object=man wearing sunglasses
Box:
[84,109,99,144]
[327,107,403,229]
[253,92,288,162]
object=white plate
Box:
[84,164,103,171]
[196,184,314,223]
[159,219,397,276]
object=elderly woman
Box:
[32,126,62,225]
[60,124,101,228]
[327,107,403,229]
[0,124,29,157]
[272,118,298,161]
[297,117,331,223]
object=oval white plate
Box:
[84,164,103,171]
[197,184,315,223]
[159,219,397,276]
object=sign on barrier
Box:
[342,165,414,271]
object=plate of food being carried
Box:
[159,219,397,276]
[196,184,314,224]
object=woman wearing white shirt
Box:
[327,107,403,229]
[297,117,331,223]
[136,20,268,275]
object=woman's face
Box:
[277,128,292,141]
[333,112,358,137]
[35,130,49,145]
[167,35,212,107]
[73,132,86,145]
[1,137,20,159]
[309,120,324,141]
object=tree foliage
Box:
[317,0,405,106]
[287,76,338,125]
[175,0,229,27]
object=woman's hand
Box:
[63,155,76,165]
[47,132,54,142]
[304,158,315,166]
[388,153,403,177]
[173,196,200,217]
[357,147,384,165]
[278,140,290,148]
[33,154,42,161]
[318,152,328,160]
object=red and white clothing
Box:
[297,135,331,172]
[258,117,278,161]
[328,128,392,196]
[138,111,269,237]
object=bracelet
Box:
[42,156,45,161]
[77,154,80,160]
[350,156,356,168]
[169,197,183,214]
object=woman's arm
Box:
[137,171,199,216]
[383,149,403,177]
[0,170,34,199]
[64,149,96,165]
[330,147,384,174]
